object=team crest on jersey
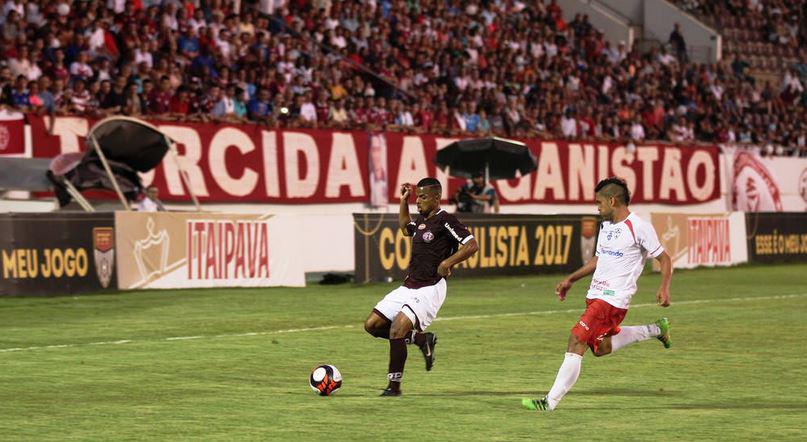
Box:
[422,231,434,242]
[606,228,621,241]
[418,223,426,230]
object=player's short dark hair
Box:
[417,177,441,194]
[595,177,630,205]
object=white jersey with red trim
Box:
[586,212,664,309]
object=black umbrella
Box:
[46,117,173,209]
[85,116,171,172]
[435,137,537,180]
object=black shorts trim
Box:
[401,304,422,331]
[372,308,392,323]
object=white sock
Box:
[610,324,661,353]
[546,352,582,410]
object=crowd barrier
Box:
[0,213,116,296]
[651,212,748,270]
[24,114,722,206]
[114,212,304,290]
[354,213,598,283]
[745,213,807,264]
[2,210,805,296]
[6,117,807,214]
[0,212,304,296]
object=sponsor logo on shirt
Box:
[444,222,462,241]
[606,228,621,241]
[578,320,590,331]
[418,223,426,230]
[422,231,434,243]
[591,278,610,290]
[598,248,624,257]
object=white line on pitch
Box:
[1,293,804,354]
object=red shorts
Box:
[571,298,628,352]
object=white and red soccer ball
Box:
[309,365,342,396]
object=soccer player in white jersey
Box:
[523,177,673,412]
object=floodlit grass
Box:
[1,264,806,440]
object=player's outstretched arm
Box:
[398,183,412,233]
[437,238,479,278]
[555,256,598,301]
[655,251,672,307]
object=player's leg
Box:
[363,310,391,339]
[365,286,435,352]
[523,329,589,412]
[403,280,445,371]
[524,301,605,412]
[382,310,416,396]
[367,286,409,339]
[546,333,587,408]
[366,308,435,354]
[598,317,672,355]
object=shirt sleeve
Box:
[637,219,664,258]
[485,187,497,202]
[444,214,474,245]
[403,217,419,236]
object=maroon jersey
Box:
[403,209,473,289]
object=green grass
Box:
[1,264,807,440]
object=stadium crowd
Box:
[0,0,805,156]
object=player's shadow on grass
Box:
[405,390,538,397]
[666,402,807,410]
[574,387,679,397]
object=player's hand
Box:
[400,183,412,201]
[437,260,452,278]
[555,279,572,301]
[656,287,671,307]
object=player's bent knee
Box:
[389,314,413,339]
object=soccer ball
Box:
[309,364,342,396]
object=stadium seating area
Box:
[0,0,805,155]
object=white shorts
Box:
[373,279,447,331]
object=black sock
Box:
[413,331,427,346]
[387,338,407,390]
[404,330,428,346]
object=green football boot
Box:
[521,397,550,411]
[655,317,672,349]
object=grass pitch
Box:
[1,264,806,440]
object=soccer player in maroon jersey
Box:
[363,177,480,396]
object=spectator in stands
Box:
[234,88,248,121]
[329,99,348,128]
[150,76,173,117]
[36,76,54,114]
[249,88,273,124]
[9,75,28,110]
[123,83,143,116]
[630,115,646,142]
[69,52,94,83]
[101,76,127,115]
[561,109,578,139]
[212,84,237,120]
[298,91,317,126]
[0,0,802,156]
[169,86,191,119]
[669,23,688,62]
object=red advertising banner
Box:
[28,114,720,205]
[0,116,25,155]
